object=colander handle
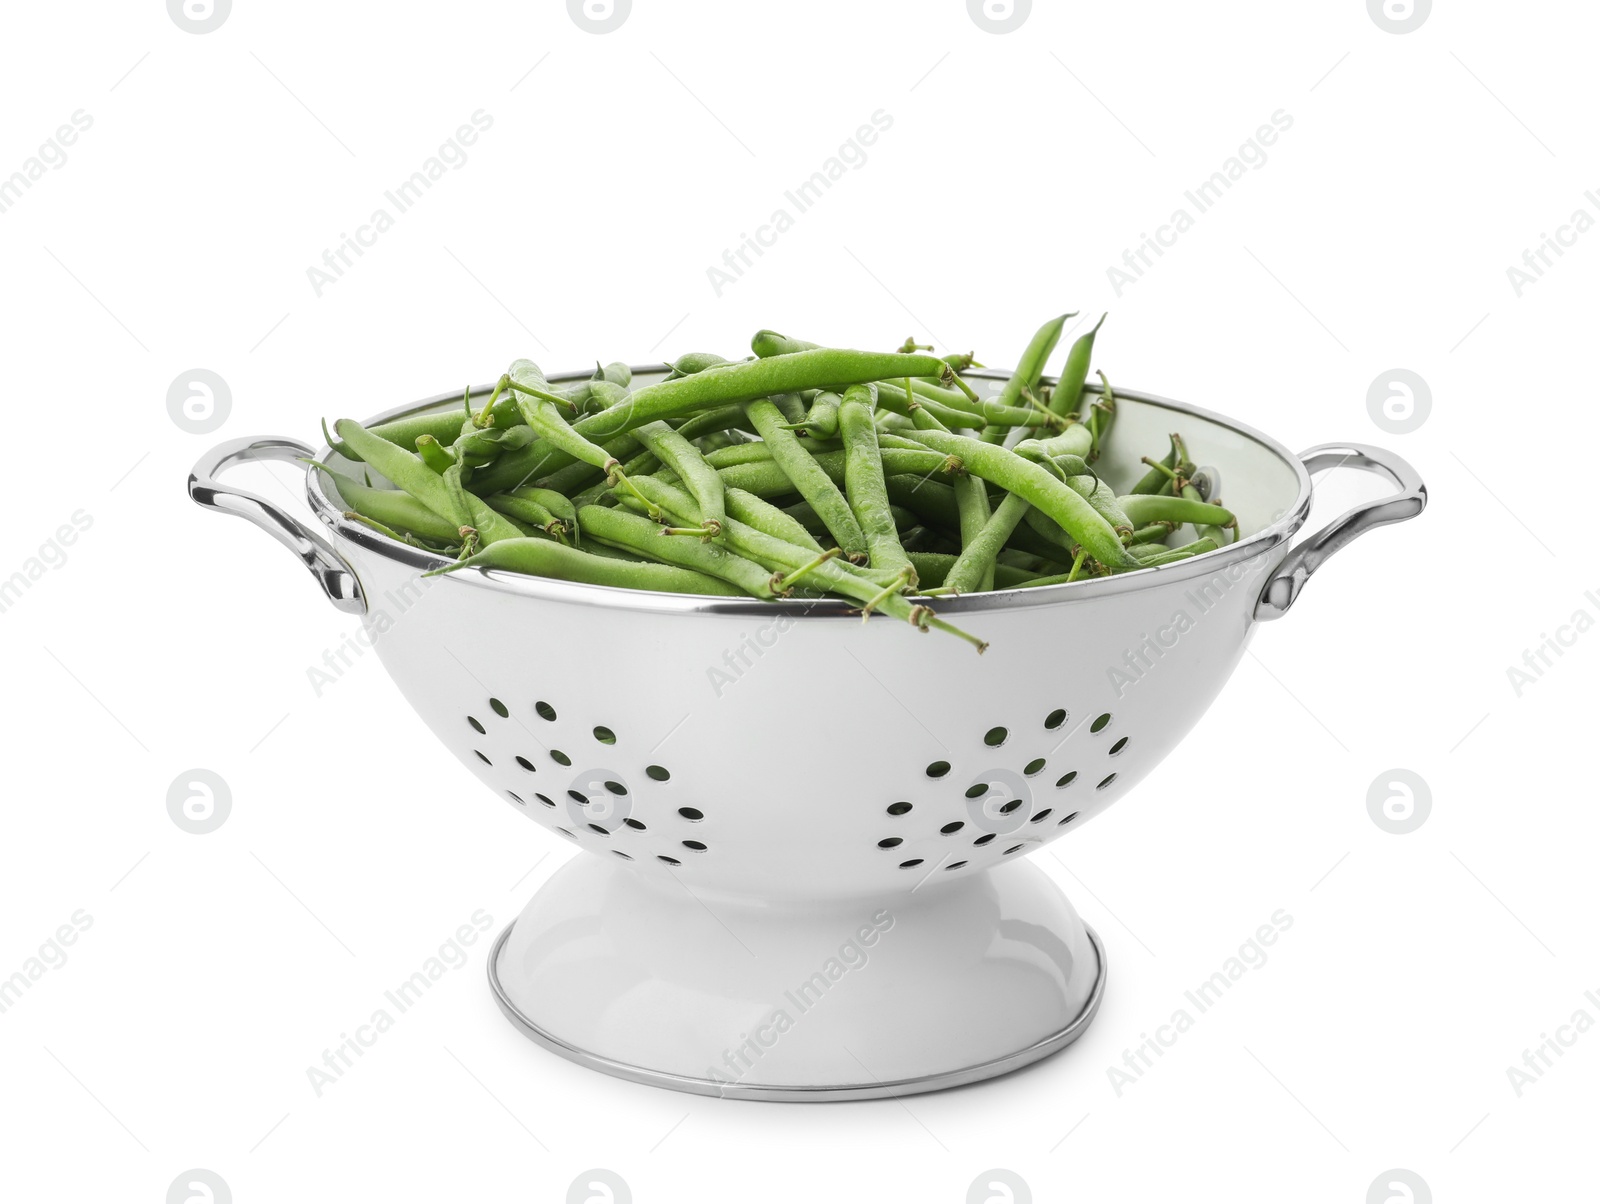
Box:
[189,436,367,615]
[1254,442,1426,621]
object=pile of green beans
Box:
[317,315,1241,652]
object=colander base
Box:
[487,856,1106,1101]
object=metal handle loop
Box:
[1254,442,1426,621]
[188,436,367,615]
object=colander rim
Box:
[307,366,1313,616]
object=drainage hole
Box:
[535,701,557,722]
[489,698,509,718]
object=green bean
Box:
[506,358,665,518]
[507,486,577,533]
[706,438,955,486]
[838,384,914,580]
[599,361,631,388]
[472,347,953,495]
[1127,537,1219,566]
[426,537,746,596]
[751,330,978,414]
[333,419,523,547]
[1117,494,1235,528]
[1045,313,1105,424]
[488,493,567,539]
[884,474,961,530]
[1129,433,1184,495]
[674,404,755,442]
[903,429,1140,569]
[1073,474,1134,534]
[750,329,813,358]
[1015,425,1093,463]
[626,475,902,590]
[630,470,982,647]
[1181,482,1232,546]
[319,469,466,545]
[581,379,631,416]
[579,504,777,598]
[695,432,740,455]
[532,433,644,495]
[871,380,985,429]
[979,311,1072,443]
[1129,521,1176,545]
[943,492,1034,594]
[911,552,1042,590]
[745,398,868,562]
[942,351,983,372]
[782,390,841,440]
[633,419,727,537]
[667,351,731,378]
[726,487,823,553]
[1086,370,1116,462]
[705,441,790,469]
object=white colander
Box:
[190,367,1425,1101]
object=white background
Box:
[2,1,1595,1201]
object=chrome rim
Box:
[485,919,1106,1103]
